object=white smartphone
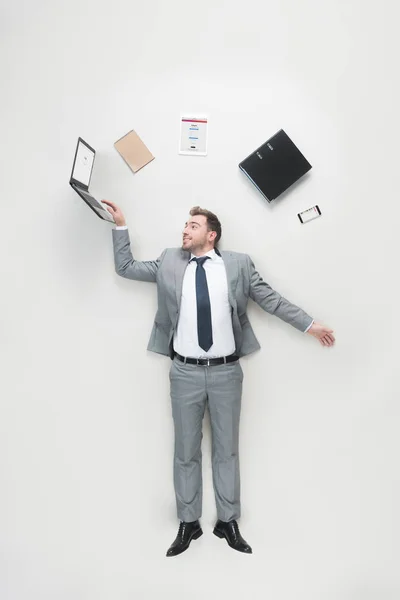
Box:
[298,205,321,224]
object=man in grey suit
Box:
[102,199,335,557]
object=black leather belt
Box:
[174,352,239,366]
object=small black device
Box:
[69,138,115,223]
[239,129,312,202]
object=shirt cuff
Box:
[304,319,314,333]
[115,225,128,230]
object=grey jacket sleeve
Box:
[112,228,166,283]
[246,255,313,333]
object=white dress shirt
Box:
[115,227,313,351]
[173,249,236,358]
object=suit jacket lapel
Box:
[175,249,190,309]
[220,250,238,309]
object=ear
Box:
[208,230,217,242]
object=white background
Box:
[1,1,400,599]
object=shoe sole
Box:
[192,528,203,541]
[213,528,225,539]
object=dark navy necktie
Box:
[191,256,213,352]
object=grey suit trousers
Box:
[169,357,243,523]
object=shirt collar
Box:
[190,249,218,261]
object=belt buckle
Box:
[198,357,210,367]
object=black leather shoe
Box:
[166,520,203,557]
[213,519,252,554]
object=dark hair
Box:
[189,206,222,245]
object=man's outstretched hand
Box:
[101,200,126,227]
[307,322,335,347]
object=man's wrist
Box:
[304,320,314,333]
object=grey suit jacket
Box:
[112,229,313,358]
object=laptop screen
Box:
[72,139,95,188]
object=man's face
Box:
[182,214,215,253]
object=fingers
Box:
[101,201,119,217]
[319,327,335,346]
[321,327,333,336]
[315,327,335,346]
[320,334,335,347]
[101,199,117,209]
[324,331,335,344]
[102,204,115,214]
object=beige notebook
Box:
[114,130,155,173]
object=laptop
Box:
[69,138,115,223]
[239,129,312,202]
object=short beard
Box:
[182,237,212,254]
